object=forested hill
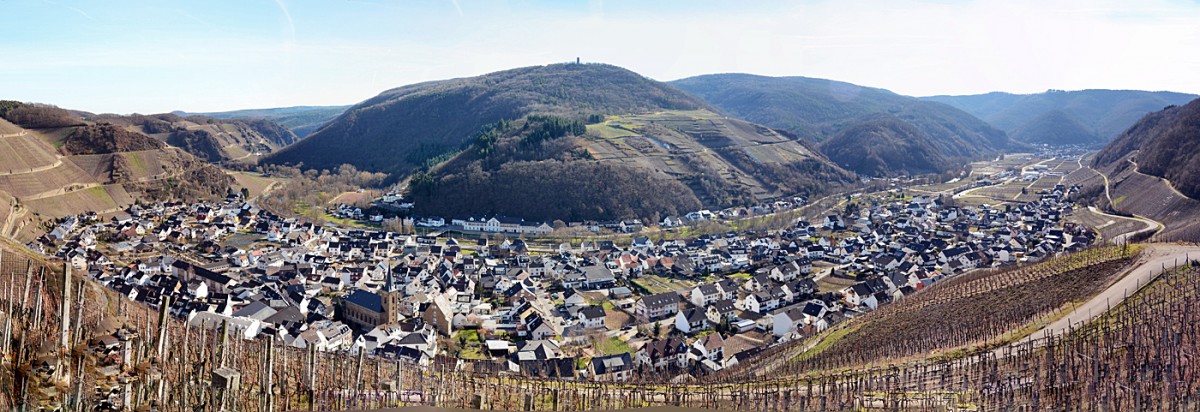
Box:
[925,89,1198,144]
[263,63,706,175]
[671,73,1023,176]
[1094,98,1200,199]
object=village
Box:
[31,157,1093,383]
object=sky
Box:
[2,0,1199,114]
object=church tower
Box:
[380,263,401,325]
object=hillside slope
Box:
[1009,110,1101,146]
[0,102,234,241]
[818,114,949,176]
[266,64,853,221]
[1095,98,1200,199]
[266,63,704,174]
[89,113,299,164]
[671,74,1021,175]
[412,110,852,221]
[175,105,349,138]
[925,89,1198,144]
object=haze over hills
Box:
[266,63,855,221]
[925,89,1199,145]
[670,73,1024,176]
[174,105,349,138]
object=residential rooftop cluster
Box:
[34,179,1091,381]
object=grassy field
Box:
[815,273,856,294]
[594,336,634,356]
[229,171,284,199]
[631,274,697,295]
[586,123,640,139]
[452,330,487,360]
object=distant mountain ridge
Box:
[174,105,349,138]
[925,89,1198,145]
[670,73,1023,176]
[87,113,299,164]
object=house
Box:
[580,266,616,290]
[635,292,680,321]
[422,294,454,336]
[689,283,723,307]
[636,337,688,370]
[576,305,606,330]
[459,216,553,235]
[589,353,634,381]
[705,299,738,324]
[674,308,709,334]
[772,306,808,337]
[824,215,845,230]
[692,333,724,363]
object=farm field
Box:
[0,118,22,135]
[967,153,1035,175]
[67,154,114,181]
[579,109,831,202]
[30,127,76,150]
[814,272,856,294]
[0,191,15,234]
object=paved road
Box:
[1087,206,1161,245]
[1008,243,1200,349]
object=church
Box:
[341,268,403,330]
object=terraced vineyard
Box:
[0,135,58,173]
[23,185,135,217]
[0,161,96,198]
[714,246,1143,379]
[1106,165,1200,240]
[582,109,843,201]
[794,246,1139,369]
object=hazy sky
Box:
[2,0,1198,114]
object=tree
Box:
[240,187,251,199]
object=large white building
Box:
[454,216,553,235]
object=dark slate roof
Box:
[345,289,383,313]
[578,305,606,320]
[591,353,633,375]
[641,292,680,309]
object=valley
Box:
[2,65,1200,412]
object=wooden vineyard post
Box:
[308,344,317,411]
[262,336,275,412]
[60,263,71,352]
